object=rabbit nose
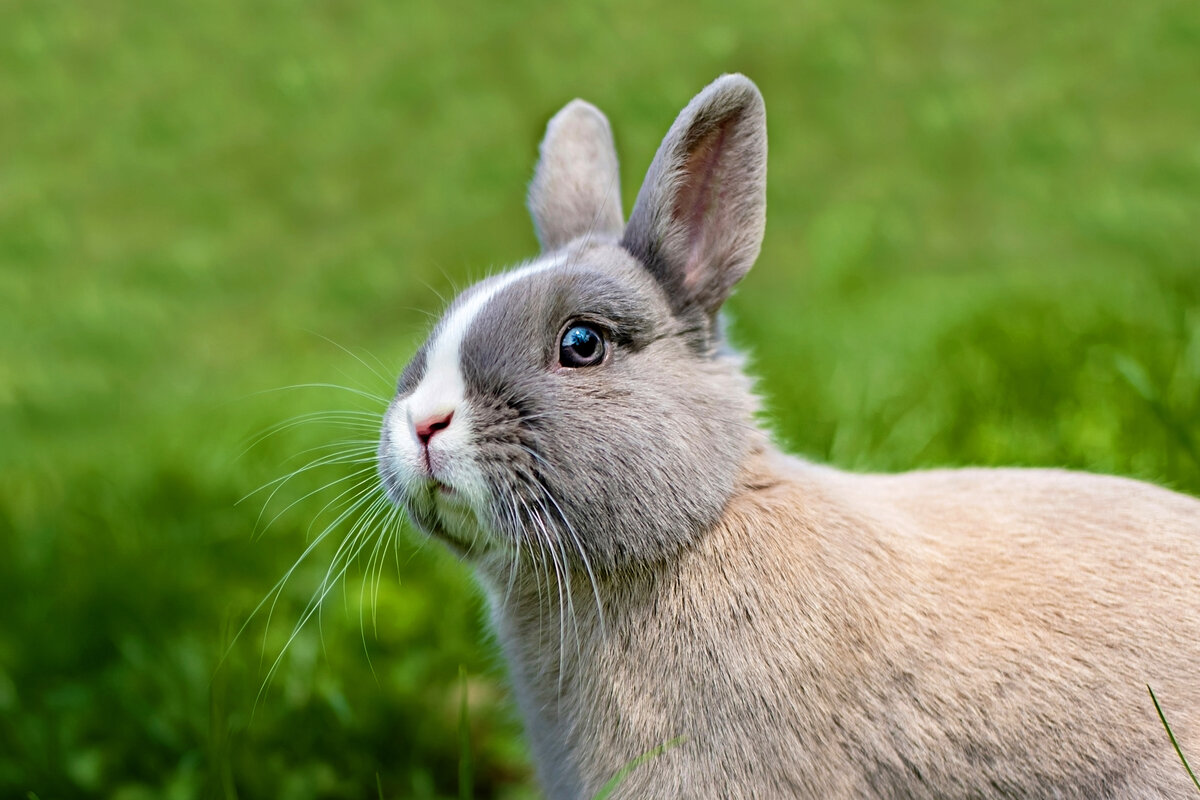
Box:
[413,410,454,446]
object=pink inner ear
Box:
[673,119,733,289]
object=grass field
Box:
[1,1,1198,797]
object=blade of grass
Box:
[458,666,473,800]
[591,736,686,800]
[1148,684,1200,792]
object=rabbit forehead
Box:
[407,255,564,419]
[473,255,662,339]
[410,245,660,415]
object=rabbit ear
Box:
[622,74,767,319]
[528,99,624,252]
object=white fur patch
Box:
[401,255,562,438]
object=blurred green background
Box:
[1,0,1198,797]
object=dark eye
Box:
[558,324,606,368]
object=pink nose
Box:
[413,410,454,446]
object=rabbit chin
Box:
[400,480,498,556]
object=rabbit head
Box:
[377,75,768,572]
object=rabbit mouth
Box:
[398,476,502,555]
[417,475,459,501]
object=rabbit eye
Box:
[559,324,606,368]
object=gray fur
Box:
[623,73,767,328]
[377,75,1200,799]
[454,251,753,571]
[528,99,624,251]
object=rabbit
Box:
[376,74,1200,799]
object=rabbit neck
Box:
[479,442,881,798]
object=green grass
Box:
[1,1,1198,798]
[1150,686,1200,793]
[590,737,686,800]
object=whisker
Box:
[531,491,585,692]
[533,479,606,638]
[523,495,569,692]
[302,330,396,390]
[248,382,391,406]
[237,410,384,459]
[256,487,393,707]
[250,463,378,540]
[238,448,377,506]
[223,469,384,684]
[260,475,388,647]
[515,494,550,657]
[360,495,398,638]
[282,440,381,465]
[498,494,524,611]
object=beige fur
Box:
[487,438,1200,798]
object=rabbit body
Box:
[490,444,1200,798]
[377,75,1200,798]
